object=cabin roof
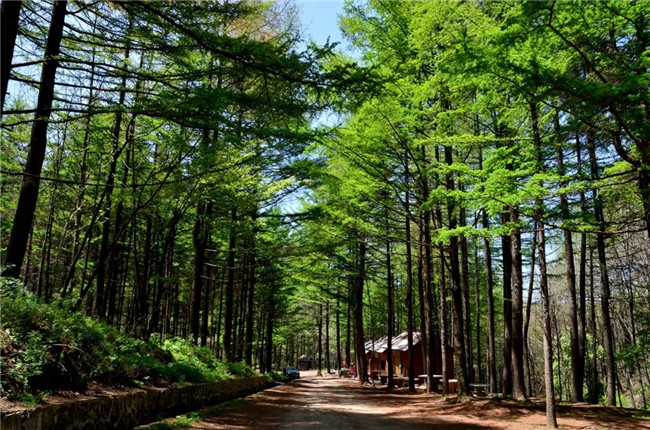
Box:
[364,331,422,354]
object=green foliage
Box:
[265,371,286,382]
[0,282,256,401]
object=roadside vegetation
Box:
[0,278,256,406]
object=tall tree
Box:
[3,0,67,279]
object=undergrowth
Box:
[0,280,256,404]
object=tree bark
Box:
[404,160,416,392]
[555,120,583,402]
[3,0,67,279]
[501,211,513,396]
[524,222,538,398]
[437,205,449,395]
[353,233,368,384]
[326,300,331,373]
[510,205,526,400]
[386,221,395,389]
[245,216,257,366]
[576,135,588,404]
[190,200,210,344]
[588,132,617,407]
[0,0,22,113]
[538,221,558,428]
[460,201,474,384]
[479,147,498,395]
[223,207,237,361]
[317,303,323,376]
[445,145,469,398]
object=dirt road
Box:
[187,371,650,430]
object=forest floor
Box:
[175,370,650,430]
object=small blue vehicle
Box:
[284,366,300,379]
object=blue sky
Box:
[297,1,347,47]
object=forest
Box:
[1,1,649,428]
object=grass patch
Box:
[150,399,246,429]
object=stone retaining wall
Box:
[2,376,273,430]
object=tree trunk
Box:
[445,145,469,398]
[510,206,526,400]
[404,160,416,392]
[317,303,323,376]
[346,290,351,367]
[480,148,498,394]
[92,41,132,319]
[336,285,342,371]
[501,212,513,396]
[223,207,237,361]
[588,132,616,407]
[190,200,210,344]
[437,205,449,395]
[474,244,482,384]
[326,301,330,373]
[3,0,67,279]
[386,231,395,389]
[555,121,583,402]
[532,100,557,427]
[576,134,588,404]
[245,218,257,366]
[538,221,558,428]
[264,297,275,373]
[524,222,538,398]
[0,0,22,113]
[353,234,368,384]
[460,202,474,384]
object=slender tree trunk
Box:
[417,216,429,389]
[264,296,275,373]
[460,202,474,384]
[474,244,482,384]
[0,0,22,113]
[37,140,63,300]
[445,145,469,398]
[223,207,237,361]
[538,221,558,428]
[386,225,395,389]
[317,303,323,376]
[245,216,257,366]
[336,285,342,371]
[576,134,588,404]
[524,222,538,398]
[61,49,97,299]
[555,132,583,402]
[93,42,132,319]
[404,162,415,392]
[480,148,497,394]
[420,144,438,394]
[437,205,449,395]
[326,301,330,373]
[190,200,210,344]
[532,101,557,427]
[353,234,368,384]
[588,250,599,404]
[588,133,617,407]
[510,205,526,400]
[346,291,351,367]
[501,212,513,396]
[3,0,67,279]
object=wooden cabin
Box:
[364,331,453,380]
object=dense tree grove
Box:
[1,1,649,427]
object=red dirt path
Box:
[187,371,650,429]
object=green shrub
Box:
[0,283,257,401]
